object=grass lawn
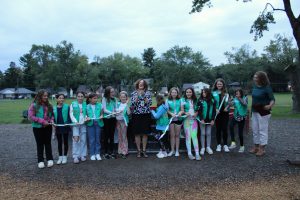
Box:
[0,93,299,124]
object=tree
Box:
[2,62,23,88]
[190,0,300,113]
[142,47,156,68]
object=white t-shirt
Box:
[116,103,127,121]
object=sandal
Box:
[141,151,148,158]
[137,151,141,158]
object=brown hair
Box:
[183,87,197,104]
[200,88,212,102]
[86,92,97,104]
[212,78,227,95]
[104,86,115,103]
[168,87,180,100]
[134,79,148,91]
[33,89,53,114]
[254,71,270,86]
[156,94,165,107]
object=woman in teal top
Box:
[250,71,275,156]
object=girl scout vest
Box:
[200,99,214,120]
[156,105,169,127]
[212,91,228,109]
[31,103,52,128]
[86,103,104,127]
[233,97,248,120]
[53,104,69,124]
[71,101,87,122]
[117,102,130,126]
[104,98,117,118]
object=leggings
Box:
[103,118,116,154]
[200,124,212,148]
[154,130,168,151]
[33,126,53,162]
[229,118,245,146]
[183,119,199,155]
[215,111,229,145]
[56,133,69,156]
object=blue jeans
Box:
[87,122,101,156]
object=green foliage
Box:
[250,11,275,41]
[142,47,156,68]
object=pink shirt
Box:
[28,103,53,125]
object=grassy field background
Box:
[0,93,299,124]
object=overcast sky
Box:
[0,0,299,71]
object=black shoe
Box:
[121,154,127,159]
[110,154,116,159]
[104,154,110,159]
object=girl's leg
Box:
[33,128,44,163]
[56,133,63,156]
[169,124,175,152]
[229,118,236,144]
[200,124,206,149]
[215,115,222,145]
[221,113,229,146]
[79,125,87,158]
[44,126,53,161]
[63,133,69,156]
[238,119,245,146]
[190,120,199,154]
[88,125,96,156]
[183,120,192,155]
[117,121,127,155]
[206,125,212,148]
[72,126,80,159]
[95,124,101,155]
[174,124,181,152]
[108,118,117,154]
[103,119,109,154]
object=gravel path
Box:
[0,119,299,199]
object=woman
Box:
[250,71,275,156]
[130,79,152,158]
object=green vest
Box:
[31,103,52,128]
[86,103,104,127]
[104,98,117,118]
[53,104,69,124]
[233,97,248,117]
[182,98,197,113]
[117,102,130,126]
[167,99,181,114]
[156,105,169,127]
[71,101,87,122]
[212,91,228,109]
[200,100,214,120]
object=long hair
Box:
[104,86,115,103]
[254,71,270,86]
[156,94,165,107]
[183,87,197,104]
[33,89,53,114]
[212,78,227,96]
[200,88,212,102]
[168,87,180,100]
[134,79,148,91]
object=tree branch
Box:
[263,3,285,13]
[282,0,297,29]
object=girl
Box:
[151,94,169,159]
[250,71,275,156]
[86,93,104,161]
[212,78,230,152]
[181,87,201,161]
[229,89,248,153]
[116,91,131,158]
[102,86,118,159]
[28,89,54,168]
[53,93,70,165]
[130,79,152,158]
[70,91,87,164]
[167,87,182,157]
[197,88,216,156]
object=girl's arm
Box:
[102,98,112,114]
[69,104,78,124]
[151,105,167,119]
[239,96,248,106]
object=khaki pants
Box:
[251,112,271,145]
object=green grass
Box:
[0,93,299,124]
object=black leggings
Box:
[103,118,116,154]
[154,130,168,151]
[56,133,69,156]
[215,111,229,145]
[33,126,53,162]
[229,118,245,146]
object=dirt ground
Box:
[0,119,300,199]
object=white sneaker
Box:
[162,151,168,158]
[47,160,54,168]
[96,154,102,160]
[206,147,213,155]
[223,145,230,152]
[62,156,67,164]
[238,146,245,153]
[188,154,195,160]
[38,162,45,169]
[175,151,180,157]
[90,155,96,161]
[156,151,165,159]
[167,151,174,157]
[200,148,205,155]
[73,157,80,164]
[195,154,201,161]
[56,156,63,165]
[229,141,237,149]
[216,144,222,152]
[81,157,86,162]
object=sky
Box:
[0,0,299,71]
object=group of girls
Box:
[29,73,273,168]
[29,86,130,169]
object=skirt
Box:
[131,113,152,135]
